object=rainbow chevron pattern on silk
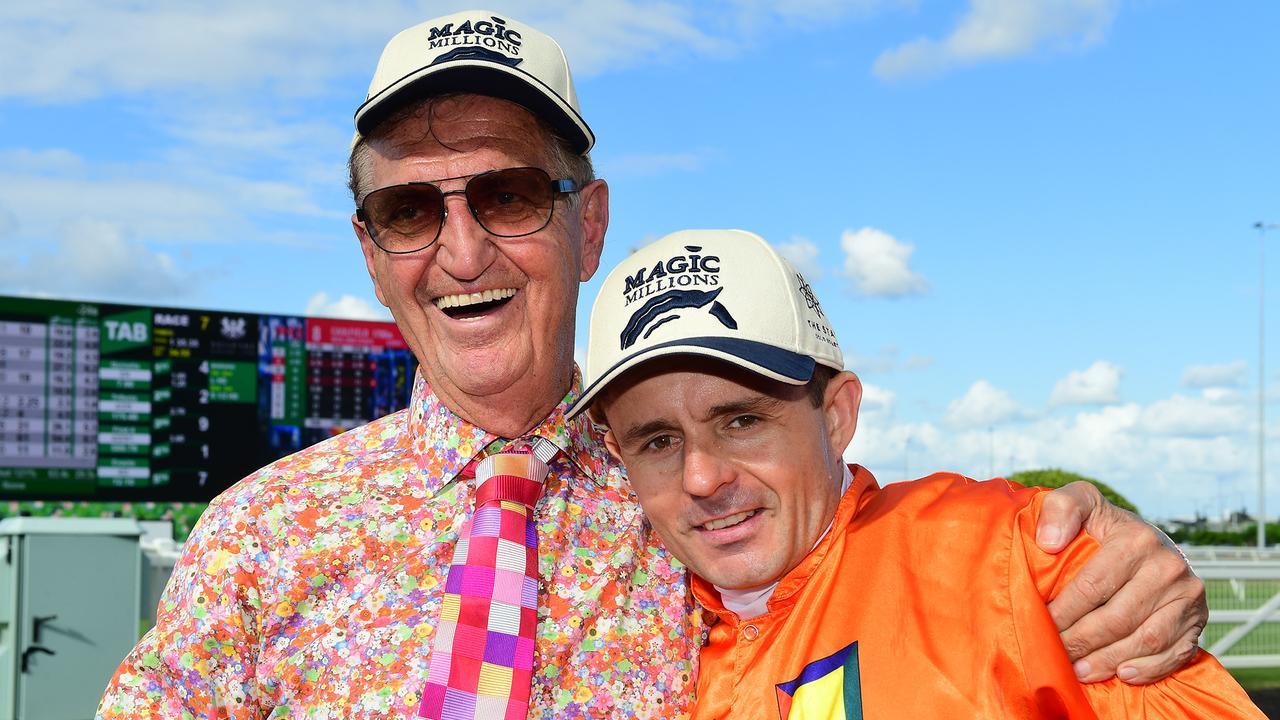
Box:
[775,641,863,720]
[419,439,557,720]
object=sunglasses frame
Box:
[356,166,581,254]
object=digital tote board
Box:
[0,296,417,501]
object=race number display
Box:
[0,296,417,501]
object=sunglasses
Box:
[356,166,581,254]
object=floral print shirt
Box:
[97,372,703,719]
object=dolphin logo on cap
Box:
[620,287,738,350]
[429,46,523,68]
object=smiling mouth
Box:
[433,288,517,319]
[699,509,759,532]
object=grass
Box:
[1201,579,1280,658]
[1206,579,1280,611]
[1232,667,1280,690]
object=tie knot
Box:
[474,451,550,508]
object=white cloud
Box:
[845,345,933,375]
[1049,360,1122,406]
[1183,360,1248,389]
[0,147,339,248]
[0,2,387,101]
[776,237,823,280]
[945,380,1023,428]
[873,0,1120,80]
[1203,387,1243,405]
[859,382,896,418]
[0,170,221,243]
[903,355,934,371]
[846,392,1255,517]
[839,227,928,297]
[542,1,914,76]
[0,1,933,104]
[840,361,1265,517]
[537,2,727,76]
[724,0,908,25]
[1141,393,1249,437]
[0,219,193,300]
[305,291,389,321]
[0,1,764,102]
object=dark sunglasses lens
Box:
[467,168,554,236]
[363,184,444,249]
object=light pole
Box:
[1257,221,1279,549]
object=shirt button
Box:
[742,624,760,641]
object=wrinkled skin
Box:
[352,95,608,438]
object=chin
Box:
[453,351,531,387]
[701,565,776,590]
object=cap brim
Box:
[354,61,593,154]
[567,337,818,420]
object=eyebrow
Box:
[704,394,786,420]
[618,418,678,447]
[615,393,785,446]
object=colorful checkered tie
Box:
[419,438,557,720]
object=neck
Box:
[433,366,573,439]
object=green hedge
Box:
[1,500,208,541]
[1007,468,1140,515]
[1164,522,1280,546]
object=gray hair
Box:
[347,95,595,208]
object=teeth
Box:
[701,510,756,531]
[433,288,516,310]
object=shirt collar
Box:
[407,367,610,497]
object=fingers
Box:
[1069,597,1205,684]
[1052,519,1206,682]
[1115,626,1204,685]
[1036,481,1104,553]
[1037,479,1209,683]
[1049,523,1148,633]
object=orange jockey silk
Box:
[691,467,1262,720]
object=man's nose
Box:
[682,442,736,498]
[433,192,497,281]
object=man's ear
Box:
[822,370,862,457]
[577,179,609,282]
[602,426,623,463]
[353,213,389,307]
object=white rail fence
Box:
[1189,549,1280,669]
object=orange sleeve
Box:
[1008,491,1265,719]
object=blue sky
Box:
[2,1,1277,519]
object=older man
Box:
[98,10,1206,720]
[570,228,1260,719]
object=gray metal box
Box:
[0,518,142,720]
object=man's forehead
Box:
[370,94,550,161]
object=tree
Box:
[1007,468,1139,516]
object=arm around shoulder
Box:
[1036,480,1208,683]
[1012,492,1264,719]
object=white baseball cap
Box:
[355,10,594,154]
[568,229,844,419]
